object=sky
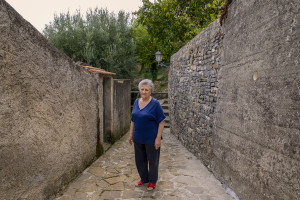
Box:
[5,0,147,32]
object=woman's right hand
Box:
[129,121,134,145]
[128,135,133,145]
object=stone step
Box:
[159,100,169,128]
[163,109,169,116]
[164,115,170,128]
[162,104,169,109]
[165,116,169,121]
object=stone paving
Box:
[55,128,237,200]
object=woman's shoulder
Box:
[150,97,161,106]
[151,97,158,102]
[133,98,139,105]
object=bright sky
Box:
[5,0,146,32]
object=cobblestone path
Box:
[55,129,236,200]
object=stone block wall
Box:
[112,79,131,142]
[0,1,100,199]
[151,92,168,100]
[169,0,300,199]
[169,20,223,165]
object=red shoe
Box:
[147,183,156,191]
[135,180,146,187]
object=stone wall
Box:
[169,0,300,199]
[212,1,300,199]
[112,79,131,142]
[169,20,223,165]
[151,92,168,100]
[0,1,100,199]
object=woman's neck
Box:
[141,96,151,102]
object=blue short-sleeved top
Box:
[131,97,166,144]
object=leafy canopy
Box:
[43,8,138,79]
[133,0,224,67]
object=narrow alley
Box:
[55,128,237,200]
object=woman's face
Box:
[140,84,151,99]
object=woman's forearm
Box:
[155,120,165,149]
[129,121,134,145]
[156,120,165,139]
[130,121,134,135]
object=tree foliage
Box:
[43,1,224,81]
[43,8,138,79]
[133,0,224,69]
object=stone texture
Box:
[169,0,300,199]
[211,1,300,200]
[105,182,124,191]
[57,196,72,200]
[88,167,107,178]
[99,191,121,199]
[122,190,143,198]
[54,129,237,200]
[0,1,130,199]
[0,0,130,199]
[169,19,223,166]
[0,1,100,199]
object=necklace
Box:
[139,97,151,109]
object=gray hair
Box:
[138,79,154,92]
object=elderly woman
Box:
[129,79,166,191]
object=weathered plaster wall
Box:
[212,1,300,199]
[103,77,113,143]
[112,79,131,142]
[169,0,300,199]
[0,1,100,199]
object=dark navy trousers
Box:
[134,142,160,184]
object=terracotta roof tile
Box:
[76,62,116,76]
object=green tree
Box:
[132,24,158,79]
[133,0,224,79]
[43,8,138,79]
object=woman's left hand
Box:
[155,137,161,150]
